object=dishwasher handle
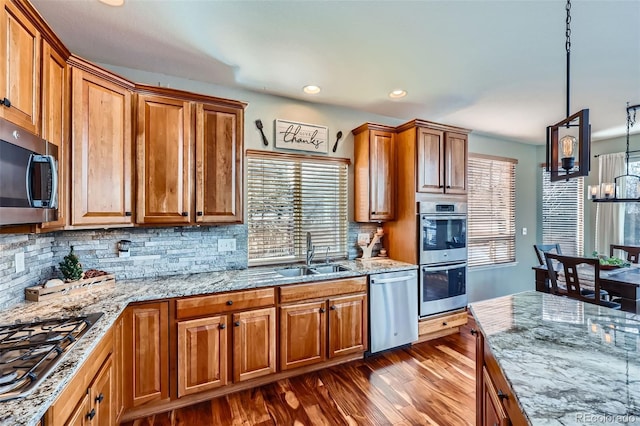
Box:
[370,275,415,285]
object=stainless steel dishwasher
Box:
[368,269,419,354]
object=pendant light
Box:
[546,0,591,182]
[589,103,640,202]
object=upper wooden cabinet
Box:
[352,123,396,222]
[0,0,40,134]
[135,86,246,225]
[403,121,468,195]
[69,58,134,227]
[136,93,192,224]
[39,39,68,230]
[195,102,243,223]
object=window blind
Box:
[468,154,517,267]
[541,167,584,256]
[623,155,640,245]
[247,151,349,265]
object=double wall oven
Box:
[418,201,467,317]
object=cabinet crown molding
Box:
[351,122,397,135]
[395,119,471,134]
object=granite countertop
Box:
[0,258,416,426]
[470,291,640,425]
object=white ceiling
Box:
[32,0,640,144]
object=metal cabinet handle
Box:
[95,393,104,403]
[1,97,10,107]
[125,211,132,217]
[86,408,96,420]
[181,212,189,217]
[446,185,451,188]
[234,321,240,327]
[470,329,478,336]
[226,300,233,306]
[219,323,226,329]
[197,211,203,216]
[320,307,326,313]
[371,211,377,215]
[497,390,508,401]
[330,305,336,310]
[442,321,448,326]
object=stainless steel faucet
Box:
[306,232,315,266]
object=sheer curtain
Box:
[595,152,626,254]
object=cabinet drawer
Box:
[418,311,467,336]
[176,288,275,319]
[278,277,367,304]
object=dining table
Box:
[533,263,640,313]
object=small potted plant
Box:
[59,246,83,282]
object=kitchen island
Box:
[0,259,415,426]
[470,291,640,425]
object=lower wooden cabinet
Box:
[44,330,114,426]
[176,296,276,397]
[122,301,170,408]
[279,277,368,371]
[475,326,526,426]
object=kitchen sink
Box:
[310,264,351,274]
[274,266,317,277]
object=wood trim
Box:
[67,54,134,89]
[395,118,471,134]
[351,122,396,135]
[469,152,519,164]
[245,149,351,166]
[134,84,247,109]
[278,277,367,304]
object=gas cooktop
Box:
[0,312,103,402]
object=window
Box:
[541,167,584,256]
[468,154,517,267]
[246,150,349,265]
[624,154,640,245]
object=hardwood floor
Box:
[123,317,476,426]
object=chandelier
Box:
[589,103,640,203]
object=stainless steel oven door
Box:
[419,262,467,317]
[419,214,467,264]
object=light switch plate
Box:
[219,238,236,252]
[15,252,25,273]
[357,233,371,245]
[522,227,528,236]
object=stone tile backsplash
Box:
[0,222,383,310]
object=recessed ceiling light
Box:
[303,85,321,95]
[389,89,407,99]
[98,0,124,6]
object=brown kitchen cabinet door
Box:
[71,66,133,226]
[416,127,445,193]
[136,94,192,224]
[369,130,395,221]
[177,315,228,397]
[328,293,367,358]
[39,40,68,230]
[482,367,509,426]
[195,103,243,223]
[90,356,114,426]
[112,315,124,422]
[444,131,468,194]
[65,391,91,426]
[0,0,40,134]
[123,302,169,408]
[232,307,276,382]
[279,300,327,370]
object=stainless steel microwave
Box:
[0,118,58,226]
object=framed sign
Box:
[274,119,329,154]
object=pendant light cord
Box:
[565,0,572,119]
[626,103,637,176]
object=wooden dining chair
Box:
[610,244,640,264]
[544,253,621,310]
[534,243,562,266]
